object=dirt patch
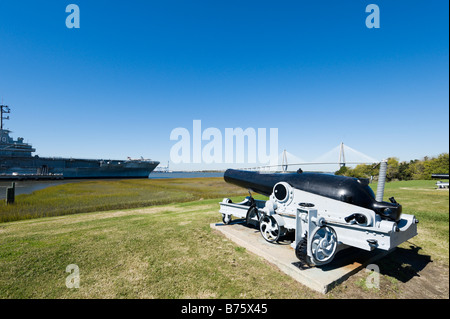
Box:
[395,258,449,298]
[399,187,438,191]
[132,204,213,215]
[330,246,449,298]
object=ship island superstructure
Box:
[0,105,159,179]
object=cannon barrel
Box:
[224,169,402,221]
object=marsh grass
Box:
[0,178,250,223]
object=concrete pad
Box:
[211,220,391,294]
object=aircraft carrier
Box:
[0,105,159,179]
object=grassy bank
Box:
[0,199,318,299]
[0,178,250,223]
[0,179,448,298]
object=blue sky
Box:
[0,1,448,170]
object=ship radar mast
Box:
[1,104,11,130]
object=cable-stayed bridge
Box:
[243,143,379,172]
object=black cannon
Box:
[224,169,403,222]
[219,168,418,266]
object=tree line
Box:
[335,153,449,181]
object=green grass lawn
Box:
[0,178,448,298]
[376,180,449,262]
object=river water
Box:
[0,172,224,200]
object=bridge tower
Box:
[339,142,346,167]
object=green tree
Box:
[410,159,427,180]
[386,157,400,181]
[334,153,448,180]
[428,153,449,175]
[398,161,412,180]
[335,166,350,176]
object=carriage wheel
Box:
[259,215,281,243]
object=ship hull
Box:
[0,156,159,179]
